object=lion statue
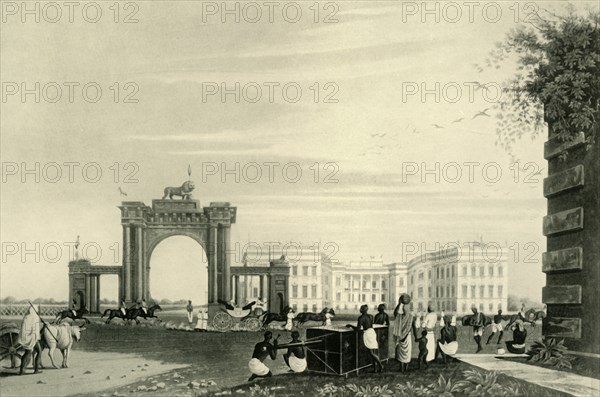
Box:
[162,180,195,200]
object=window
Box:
[336,277,341,287]
[488,285,494,298]
[498,285,503,297]
[479,286,484,298]
[451,266,455,277]
[441,287,444,297]
[336,292,341,301]
[479,303,484,312]
[311,285,317,298]
[372,280,377,289]
[312,304,318,312]
[471,265,476,277]
[462,285,468,298]
[462,303,467,313]
[361,294,366,302]
[462,266,467,276]
[312,266,317,276]
[371,294,376,302]
[418,272,424,281]
[292,266,297,276]
[437,268,440,278]
[292,285,298,298]
[418,287,423,298]
[471,285,476,298]
[428,286,432,297]
[381,280,386,289]
[479,266,484,277]
[381,293,386,302]
[489,265,494,277]
[446,286,450,297]
[303,304,308,312]
[418,302,423,311]
[428,270,432,280]
[446,268,450,278]
[440,268,444,279]
[451,286,455,297]
[302,285,308,298]
[303,266,308,276]
[452,301,456,311]
[293,304,298,311]
[498,266,504,277]
[410,275,414,284]
[436,287,439,298]
[362,279,368,289]
[441,302,445,311]
[489,303,493,311]
[399,277,404,286]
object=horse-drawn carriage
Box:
[0,322,24,368]
[211,306,262,332]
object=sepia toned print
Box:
[1,1,599,396]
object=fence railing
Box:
[0,304,66,317]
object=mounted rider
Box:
[136,298,148,315]
[119,298,127,316]
[71,299,77,317]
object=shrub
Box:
[527,338,575,369]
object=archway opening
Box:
[149,236,208,309]
[99,274,119,313]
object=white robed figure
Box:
[422,304,438,362]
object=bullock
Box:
[40,324,85,368]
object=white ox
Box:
[40,324,85,368]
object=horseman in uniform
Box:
[71,299,77,317]
[119,298,127,316]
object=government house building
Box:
[238,243,508,316]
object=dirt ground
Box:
[0,350,187,397]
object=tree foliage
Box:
[491,9,599,155]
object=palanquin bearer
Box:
[422,304,438,363]
[392,293,414,373]
[248,331,278,382]
[283,331,307,373]
[346,304,383,373]
[18,306,42,375]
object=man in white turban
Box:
[19,306,42,375]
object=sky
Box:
[1,1,597,303]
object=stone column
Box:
[209,225,218,303]
[96,275,101,313]
[235,275,242,305]
[220,225,231,301]
[136,225,144,300]
[85,276,91,310]
[259,275,265,299]
[89,276,96,313]
[123,225,131,302]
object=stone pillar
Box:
[95,275,101,313]
[259,275,265,298]
[220,225,231,301]
[123,225,131,302]
[85,276,91,309]
[136,225,144,300]
[235,275,242,305]
[89,276,96,313]
[209,225,218,303]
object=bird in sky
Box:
[472,108,491,119]
[451,117,464,124]
[118,187,128,196]
[431,124,444,129]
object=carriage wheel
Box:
[0,331,24,368]
[244,318,261,332]
[253,308,264,316]
[212,312,233,332]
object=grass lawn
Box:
[2,315,560,396]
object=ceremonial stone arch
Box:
[118,198,236,305]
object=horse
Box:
[55,306,90,324]
[260,306,291,328]
[461,313,492,327]
[127,304,162,324]
[506,308,546,328]
[294,308,329,327]
[101,307,137,324]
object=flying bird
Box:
[451,118,464,124]
[472,108,491,119]
[431,124,444,129]
[118,187,128,196]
